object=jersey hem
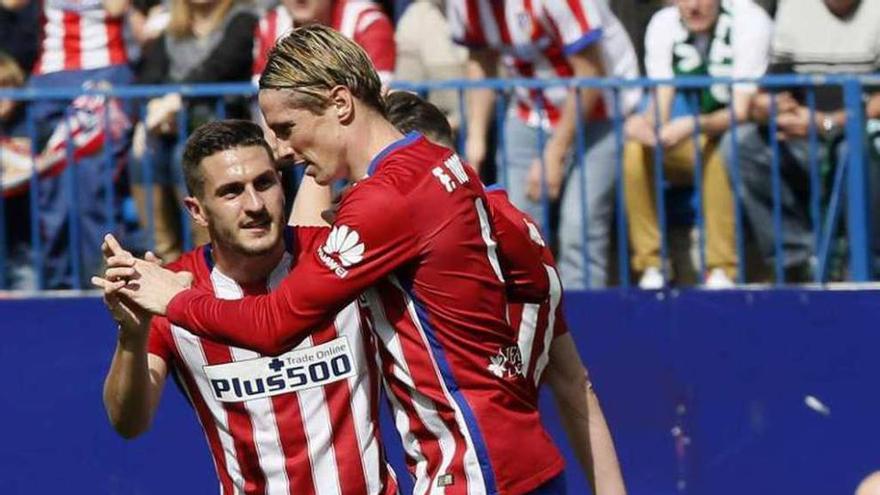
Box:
[501,457,565,495]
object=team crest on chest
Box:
[488,345,525,379]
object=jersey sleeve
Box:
[353,9,396,84]
[146,317,175,363]
[487,191,550,303]
[540,0,604,56]
[643,7,676,80]
[287,225,330,258]
[166,182,420,355]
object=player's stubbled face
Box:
[259,89,347,186]
[200,146,285,256]
[676,0,720,34]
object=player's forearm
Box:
[103,331,154,438]
[546,335,626,495]
[551,372,626,495]
[166,290,310,355]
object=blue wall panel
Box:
[1,290,878,494]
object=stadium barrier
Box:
[0,75,876,289]
[2,290,878,494]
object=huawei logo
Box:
[322,225,365,268]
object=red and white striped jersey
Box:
[33,0,132,75]
[167,133,566,495]
[486,186,568,395]
[149,227,398,495]
[252,0,395,85]
[447,0,641,128]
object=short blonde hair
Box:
[259,24,385,114]
[0,52,25,88]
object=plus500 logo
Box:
[203,337,357,402]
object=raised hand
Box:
[92,234,193,316]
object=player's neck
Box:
[346,109,405,180]
[211,241,286,286]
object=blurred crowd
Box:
[0,0,878,290]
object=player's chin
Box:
[237,230,280,254]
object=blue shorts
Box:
[527,472,567,495]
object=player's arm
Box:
[487,192,550,302]
[100,184,420,355]
[102,299,168,439]
[464,48,499,172]
[544,333,626,495]
[289,174,332,227]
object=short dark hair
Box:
[181,119,274,197]
[384,91,454,148]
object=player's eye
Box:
[254,173,278,191]
[217,183,244,198]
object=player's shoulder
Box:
[368,133,453,186]
[486,185,531,224]
[166,245,213,287]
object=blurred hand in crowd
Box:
[624,113,658,147]
[526,146,565,203]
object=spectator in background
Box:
[0,53,34,289]
[128,0,171,48]
[623,0,772,289]
[724,0,880,281]
[7,0,136,289]
[394,0,467,132]
[450,0,641,289]
[252,0,395,86]
[134,0,257,262]
[0,0,38,74]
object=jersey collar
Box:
[366,131,422,177]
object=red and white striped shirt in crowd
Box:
[148,227,398,495]
[486,186,567,395]
[33,0,132,75]
[252,0,395,85]
[447,0,641,128]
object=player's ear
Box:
[183,196,209,228]
[329,85,354,124]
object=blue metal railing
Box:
[0,74,875,290]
